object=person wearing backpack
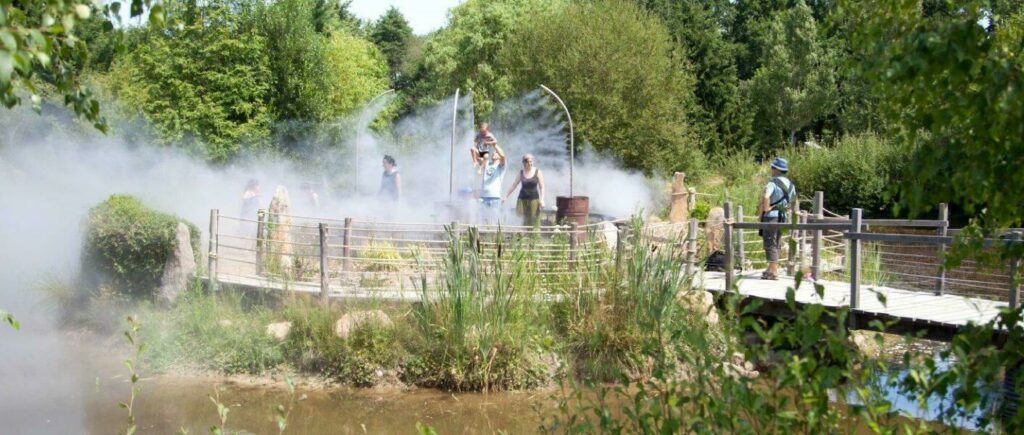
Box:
[756,157,796,280]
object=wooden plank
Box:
[733,222,849,231]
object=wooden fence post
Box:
[255,209,266,275]
[342,218,353,272]
[787,201,801,276]
[469,226,480,253]
[1009,232,1022,310]
[798,213,808,277]
[685,218,698,278]
[687,188,696,213]
[615,224,627,274]
[208,209,219,290]
[569,222,579,271]
[318,223,330,306]
[935,203,949,295]
[724,202,734,291]
[850,208,863,311]
[812,191,823,280]
[736,205,746,271]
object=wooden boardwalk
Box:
[699,269,1007,334]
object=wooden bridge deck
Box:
[213,267,1008,334]
[699,269,1007,330]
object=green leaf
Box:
[0,31,16,50]
[0,51,14,82]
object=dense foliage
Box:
[5,0,1023,232]
[82,194,200,299]
[787,134,906,215]
[503,0,701,174]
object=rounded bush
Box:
[787,134,906,216]
[82,194,200,299]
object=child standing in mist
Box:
[503,153,545,227]
[379,155,401,201]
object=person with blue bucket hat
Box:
[755,157,796,280]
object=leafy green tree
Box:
[641,0,754,151]
[324,31,390,115]
[503,0,701,175]
[728,0,787,80]
[109,1,272,162]
[369,7,412,84]
[0,0,161,131]
[410,0,564,117]
[748,0,836,148]
[843,0,1024,244]
[260,0,337,122]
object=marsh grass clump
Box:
[140,289,284,375]
[280,299,405,386]
[552,219,721,382]
[405,228,554,391]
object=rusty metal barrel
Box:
[556,196,590,225]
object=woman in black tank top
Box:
[503,154,545,227]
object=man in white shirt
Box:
[755,157,796,280]
[474,143,507,224]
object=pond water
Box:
[3,343,548,434]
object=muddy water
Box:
[81,377,547,434]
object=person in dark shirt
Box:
[379,155,401,201]
[503,153,545,227]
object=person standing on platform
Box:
[503,153,545,227]
[379,155,401,201]
[756,157,796,280]
[474,144,507,224]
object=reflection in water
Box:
[82,376,545,434]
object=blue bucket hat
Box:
[770,157,789,172]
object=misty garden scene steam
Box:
[2,0,1024,433]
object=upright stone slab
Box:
[668,172,689,223]
[157,223,196,305]
[267,186,294,277]
[705,206,725,252]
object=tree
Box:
[324,31,390,115]
[0,0,160,131]
[108,1,272,162]
[843,0,1024,246]
[369,7,412,84]
[260,0,337,122]
[503,0,702,175]
[748,0,836,148]
[410,0,565,117]
[641,0,754,152]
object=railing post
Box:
[736,205,746,271]
[342,218,353,272]
[1009,232,1022,310]
[787,201,801,276]
[318,223,330,306]
[615,224,627,274]
[812,191,823,280]
[208,209,219,290]
[849,208,863,311]
[469,226,480,253]
[798,212,808,277]
[724,202,734,291]
[569,222,579,271]
[687,188,696,213]
[255,209,266,275]
[934,203,949,295]
[685,218,698,278]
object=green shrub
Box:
[787,134,906,216]
[82,194,201,299]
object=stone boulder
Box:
[335,310,393,340]
[677,289,719,325]
[157,223,197,305]
[723,352,759,379]
[849,330,881,359]
[266,321,292,341]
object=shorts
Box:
[761,215,781,262]
[481,197,501,207]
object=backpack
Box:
[705,250,727,272]
[768,177,795,222]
